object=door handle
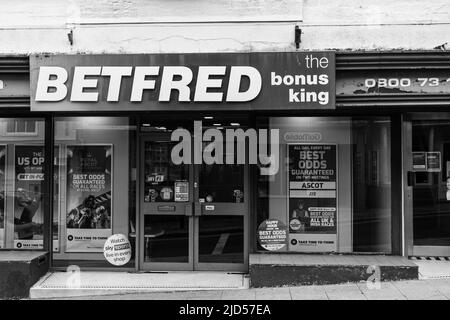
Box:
[407,171,415,187]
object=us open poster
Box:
[66,145,113,252]
[13,146,60,251]
[0,146,6,249]
[287,144,337,252]
[13,145,45,250]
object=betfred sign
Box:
[30,52,335,111]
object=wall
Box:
[0,0,449,54]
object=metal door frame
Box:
[193,163,249,272]
[138,128,249,272]
[404,112,450,257]
[139,133,195,271]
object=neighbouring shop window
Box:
[256,117,392,254]
[0,118,49,250]
[412,120,450,247]
[52,117,136,268]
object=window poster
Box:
[52,146,60,252]
[287,144,337,252]
[0,146,6,249]
[66,145,113,252]
[13,145,60,251]
[174,181,189,202]
[13,145,45,250]
[413,152,426,171]
[426,152,441,172]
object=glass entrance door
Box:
[405,114,450,256]
[194,161,248,271]
[139,118,248,271]
[140,133,194,270]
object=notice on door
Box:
[287,144,337,252]
[66,145,113,252]
[412,151,441,172]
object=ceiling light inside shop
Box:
[213,123,221,126]
[230,123,240,126]
[204,116,214,119]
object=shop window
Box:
[256,117,392,254]
[52,117,136,268]
[4,120,38,136]
[0,118,47,250]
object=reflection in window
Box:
[144,141,188,203]
[256,116,392,254]
[0,118,46,250]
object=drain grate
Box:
[36,271,246,290]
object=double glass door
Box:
[405,114,450,256]
[139,130,248,271]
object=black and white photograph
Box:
[1,0,450,315]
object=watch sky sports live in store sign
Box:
[30,52,335,111]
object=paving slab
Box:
[289,286,329,300]
[185,291,223,300]
[322,283,366,300]
[221,289,256,300]
[253,287,291,300]
[392,280,448,300]
[356,282,406,300]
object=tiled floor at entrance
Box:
[29,271,248,299]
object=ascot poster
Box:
[66,145,113,252]
[287,144,337,252]
[0,146,6,248]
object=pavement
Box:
[47,278,450,300]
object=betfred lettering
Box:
[35,66,262,103]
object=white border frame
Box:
[65,143,114,253]
[286,142,339,252]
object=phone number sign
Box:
[337,69,450,95]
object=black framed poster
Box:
[287,144,338,252]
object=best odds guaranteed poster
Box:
[0,146,5,248]
[287,144,337,252]
[66,145,112,252]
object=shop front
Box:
[1,51,449,281]
[336,52,450,260]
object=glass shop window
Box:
[0,118,48,250]
[52,117,136,268]
[5,120,38,136]
[256,116,392,254]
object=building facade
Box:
[1,0,450,284]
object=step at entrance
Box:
[30,271,248,299]
[410,257,450,279]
